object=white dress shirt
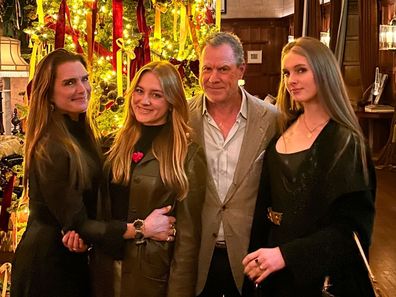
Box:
[202,90,248,241]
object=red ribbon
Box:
[0,175,15,231]
[65,3,84,53]
[130,0,151,79]
[54,0,83,53]
[48,19,112,58]
[86,0,98,65]
[55,0,66,49]
[205,5,214,24]
[170,58,199,80]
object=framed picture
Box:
[247,50,262,64]
[213,0,226,14]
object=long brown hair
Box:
[24,48,99,190]
[277,37,369,179]
[106,61,191,200]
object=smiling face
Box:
[131,71,170,126]
[282,51,318,104]
[52,61,91,120]
[200,44,245,104]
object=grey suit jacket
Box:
[188,90,278,294]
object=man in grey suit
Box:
[189,32,278,297]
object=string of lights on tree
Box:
[24,0,220,135]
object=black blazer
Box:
[11,115,126,297]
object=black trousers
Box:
[197,247,241,297]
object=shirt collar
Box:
[202,87,247,119]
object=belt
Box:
[215,241,227,249]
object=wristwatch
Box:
[133,219,145,245]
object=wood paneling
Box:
[222,18,289,99]
[223,0,294,19]
[342,0,362,108]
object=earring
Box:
[50,103,55,111]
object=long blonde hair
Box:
[277,37,368,179]
[24,49,99,190]
[106,61,191,200]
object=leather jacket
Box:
[118,142,207,297]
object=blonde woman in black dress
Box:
[242,37,376,297]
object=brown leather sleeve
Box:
[167,143,207,297]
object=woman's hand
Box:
[143,205,176,242]
[62,230,88,253]
[242,247,286,284]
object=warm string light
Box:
[23,0,215,134]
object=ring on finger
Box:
[172,227,176,237]
[254,258,260,266]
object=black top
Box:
[277,149,308,181]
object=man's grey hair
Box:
[203,31,245,65]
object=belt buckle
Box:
[215,241,227,249]
[267,207,283,225]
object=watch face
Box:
[133,219,145,244]
[133,219,144,229]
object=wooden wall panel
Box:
[341,0,362,107]
[221,18,289,99]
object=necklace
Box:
[301,114,329,138]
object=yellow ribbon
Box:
[115,39,136,93]
[178,3,187,60]
[86,10,94,76]
[36,0,44,24]
[115,38,124,97]
[215,0,221,30]
[28,36,40,81]
[154,6,161,41]
[187,3,200,59]
[173,2,179,41]
[153,7,162,61]
[0,263,11,297]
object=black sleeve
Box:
[34,142,126,248]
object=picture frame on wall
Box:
[213,0,226,14]
[247,50,262,64]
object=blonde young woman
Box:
[103,61,206,297]
[11,50,174,297]
[242,37,376,297]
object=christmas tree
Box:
[25,0,219,135]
